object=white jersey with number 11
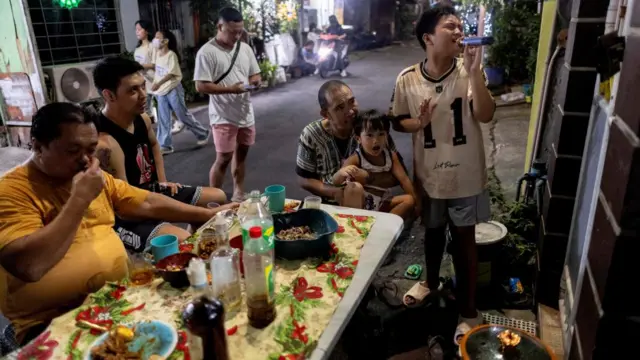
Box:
[391,59,487,199]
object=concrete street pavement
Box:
[163,44,423,199]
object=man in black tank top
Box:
[92,57,236,252]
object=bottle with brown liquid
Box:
[182,295,229,360]
[243,226,276,328]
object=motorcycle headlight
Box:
[318,47,332,58]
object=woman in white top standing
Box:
[151,29,210,154]
[134,20,184,134]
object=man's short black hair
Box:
[31,102,96,145]
[93,56,144,94]
[218,7,243,23]
[318,80,349,110]
[415,4,458,50]
[304,40,315,47]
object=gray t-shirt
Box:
[193,40,260,127]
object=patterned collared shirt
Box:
[295,120,398,185]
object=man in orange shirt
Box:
[0,102,223,344]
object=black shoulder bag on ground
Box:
[214,41,242,84]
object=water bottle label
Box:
[242,225,275,248]
[265,263,274,301]
[264,226,274,248]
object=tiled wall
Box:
[536,0,608,308]
[568,1,640,359]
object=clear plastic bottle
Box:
[209,215,242,312]
[243,226,276,329]
[239,190,275,249]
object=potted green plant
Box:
[259,60,278,87]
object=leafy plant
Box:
[259,59,278,82]
[487,2,540,82]
[487,166,538,267]
[119,51,134,61]
[395,3,417,40]
[181,46,201,103]
[276,0,299,34]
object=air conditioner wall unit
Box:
[43,61,100,103]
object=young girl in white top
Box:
[134,20,156,119]
[332,110,417,219]
[151,29,210,154]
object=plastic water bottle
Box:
[209,215,242,312]
[239,190,274,248]
[243,226,276,328]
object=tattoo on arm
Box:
[96,148,116,176]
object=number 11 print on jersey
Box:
[423,97,467,148]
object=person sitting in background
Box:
[92,56,235,252]
[0,103,223,345]
[298,40,318,76]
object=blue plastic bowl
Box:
[273,209,338,260]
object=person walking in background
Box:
[152,29,210,155]
[134,20,156,120]
[194,7,261,202]
[134,20,185,134]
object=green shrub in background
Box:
[488,2,541,83]
[259,60,278,84]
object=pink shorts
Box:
[211,124,256,153]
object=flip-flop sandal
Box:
[454,313,483,356]
[403,281,440,308]
[374,281,403,309]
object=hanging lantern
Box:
[55,0,82,9]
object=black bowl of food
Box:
[273,208,338,260]
[155,252,198,288]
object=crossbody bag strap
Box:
[214,41,242,84]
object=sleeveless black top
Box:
[99,114,158,189]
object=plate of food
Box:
[283,201,301,213]
[85,321,178,360]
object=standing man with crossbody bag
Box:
[194,7,262,202]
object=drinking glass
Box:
[128,252,155,286]
[303,196,322,209]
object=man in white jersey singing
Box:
[391,4,495,347]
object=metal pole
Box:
[297,0,304,45]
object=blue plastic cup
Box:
[150,234,179,262]
[263,185,286,213]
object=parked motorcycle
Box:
[316,33,350,78]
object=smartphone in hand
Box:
[244,84,257,90]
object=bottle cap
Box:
[249,226,262,238]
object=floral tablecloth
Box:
[10,213,375,360]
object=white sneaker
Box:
[196,131,211,146]
[340,70,348,77]
[313,69,319,76]
[161,147,174,155]
[171,121,185,134]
